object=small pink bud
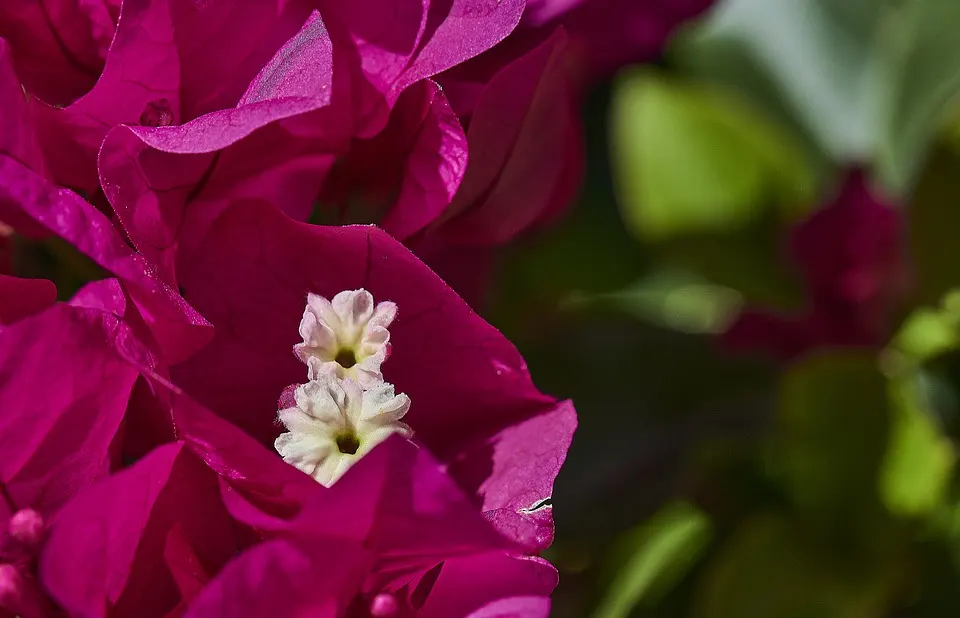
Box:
[0,564,22,610]
[8,509,44,546]
[370,592,398,616]
[139,99,175,127]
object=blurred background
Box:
[482,0,960,616]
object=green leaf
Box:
[675,0,960,194]
[488,194,649,340]
[880,374,955,517]
[892,309,960,364]
[875,0,960,191]
[909,145,960,305]
[776,353,890,522]
[658,218,803,308]
[568,268,743,334]
[609,69,817,242]
[593,502,712,618]
[11,235,106,301]
[890,290,960,363]
[695,515,894,618]
[675,0,889,162]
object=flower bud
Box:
[370,592,398,616]
[0,564,22,610]
[8,509,44,547]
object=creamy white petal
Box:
[275,375,413,486]
[359,383,411,424]
[332,289,374,342]
[293,289,397,383]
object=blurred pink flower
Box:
[723,171,910,360]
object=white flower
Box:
[274,376,412,486]
[294,289,397,387]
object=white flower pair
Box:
[274,290,413,486]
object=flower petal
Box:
[39,444,241,618]
[0,275,57,325]
[0,304,139,521]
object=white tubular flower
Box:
[294,289,397,387]
[274,376,412,486]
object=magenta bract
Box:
[0,276,56,325]
[169,200,575,551]
[0,1,579,614]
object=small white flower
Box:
[274,376,412,486]
[294,289,397,387]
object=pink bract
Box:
[39,438,556,617]
[0,276,56,325]
[0,0,118,105]
[170,200,576,552]
[0,1,579,612]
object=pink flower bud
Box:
[369,593,399,616]
[0,564,22,610]
[8,509,44,546]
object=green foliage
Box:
[494,1,960,616]
[593,503,712,618]
[676,0,960,193]
[675,0,890,163]
[694,515,894,618]
[909,146,960,305]
[875,0,960,190]
[655,218,803,308]
[880,375,955,517]
[609,69,818,242]
[776,353,891,523]
[567,268,742,334]
[892,303,960,364]
[607,69,815,310]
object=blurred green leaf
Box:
[676,0,960,194]
[593,503,712,618]
[670,27,826,170]
[895,536,960,617]
[488,84,652,338]
[880,375,955,517]
[676,0,888,162]
[890,290,960,365]
[489,200,649,340]
[914,356,960,441]
[909,146,960,305]
[695,515,893,618]
[11,234,106,300]
[892,309,960,365]
[609,69,817,241]
[876,0,960,191]
[568,268,743,334]
[658,218,802,308]
[777,353,890,522]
